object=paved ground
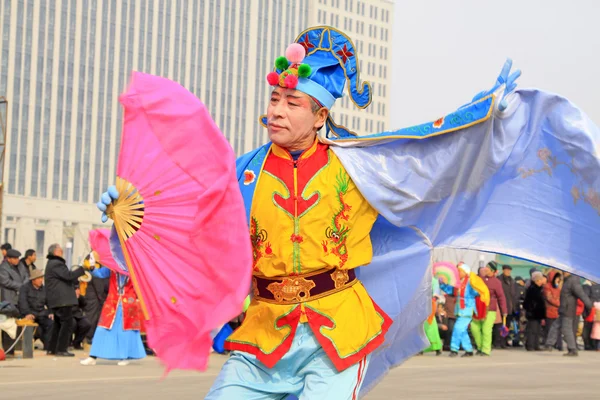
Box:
[0,348,598,399]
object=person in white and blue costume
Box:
[98,26,600,398]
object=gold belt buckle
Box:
[267,276,316,303]
[331,269,350,288]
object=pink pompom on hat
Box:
[265,43,312,91]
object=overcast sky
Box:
[390,0,600,129]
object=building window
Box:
[36,230,45,257]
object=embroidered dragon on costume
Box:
[322,170,352,268]
[250,217,272,270]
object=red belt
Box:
[252,268,357,305]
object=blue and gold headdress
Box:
[262,26,372,138]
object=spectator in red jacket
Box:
[543,270,563,351]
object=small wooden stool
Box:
[16,319,38,359]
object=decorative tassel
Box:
[266,72,280,86]
[298,64,311,78]
[285,43,306,64]
[275,56,289,71]
[284,74,298,89]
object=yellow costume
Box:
[226,139,392,371]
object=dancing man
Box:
[97,25,600,398]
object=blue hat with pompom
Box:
[262,26,372,138]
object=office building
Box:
[0,0,391,260]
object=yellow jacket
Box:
[225,140,392,371]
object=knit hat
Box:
[487,261,499,272]
[531,271,544,281]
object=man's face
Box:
[534,278,544,287]
[502,268,511,277]
[267,88,327,151]
[28,253,37,263]
[1,249,6,257]
[479,267,490,278]
[32,277,43,288]
[54,246,63,258]
[7,257,19,266]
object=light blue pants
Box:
[450,316,474,352]
[205,323,370,399]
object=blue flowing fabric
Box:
[324,88,600,396]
